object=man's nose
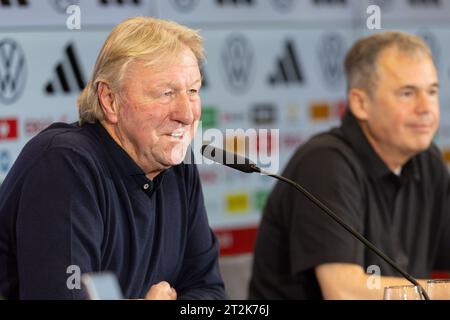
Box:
[172,93,195,125]
[415,91,435,115]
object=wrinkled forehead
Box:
[128,47,199,75]
[119,51,201,92]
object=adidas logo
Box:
[98,0,141,5]
[44,43,86,95]
[0,0,28,7]
[268,40,304,85]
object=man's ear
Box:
[348,88,370,121]
[98,81,119,124]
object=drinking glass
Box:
[383,285,425,300]
[426,279,450,300]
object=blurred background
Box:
[1,0,450,299]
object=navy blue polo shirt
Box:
[0,121,225,300]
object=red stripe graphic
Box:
[0,118,18,140]
[214,226,258,256]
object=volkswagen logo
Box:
[0,38,27,105]
[221,34,254,94]
[169,0,199,12]
[317,33,345,89]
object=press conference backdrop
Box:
[1,0,450,257]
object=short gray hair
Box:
[344,31,432,95]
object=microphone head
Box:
[201,144,259,174]
[200,144,209,157]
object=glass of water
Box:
[383,285,425,300]
[426,279,450,300]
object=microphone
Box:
[201,145,430,300]
[201,144,261,174]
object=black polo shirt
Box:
[0,121,225,300]
[249,111,450,300]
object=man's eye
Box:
[163,91,173,97]
[188,89,198,95]
[400,90,414,97]
[429,89,439,96]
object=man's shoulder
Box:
[1,122,103,195]
[281,127,366,185]
[11,122,103,178]
[289,128,358,167]
[418,143,449,177]
[426,143,446,162]
[36,122,96,147]
[24,122,100,157]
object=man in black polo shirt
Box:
[0,17,225,300]
[249,31,450,299]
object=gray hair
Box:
[344,31,432,96]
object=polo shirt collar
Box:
[341,111,420,182]
[91,121,166,193]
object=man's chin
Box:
[418,137,434,150]
[408,140,433,157]
[166,149,189,166]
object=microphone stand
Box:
[249,164,430,300]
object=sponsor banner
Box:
[0,144,24,181]
[0,118,18,140]
[200,106,219,129]
[0,149,12,175]
[0,32,104,183]
[0,38,27,106]
[0,0,156,28]
[159,0,355,25]
[431,270,450,279]
[0,148,13,183]
[23,114,71,138]
[192,28,351,228]
[443,149,450,165]
[226,192,250,213]
[1,21,450,244]
[0,32,106,122]
[199,28,351,135]
[354,0,450,25]
[214,225,258,256]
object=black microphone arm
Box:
[201,145,430,300]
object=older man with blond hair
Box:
[0,17,225,300]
